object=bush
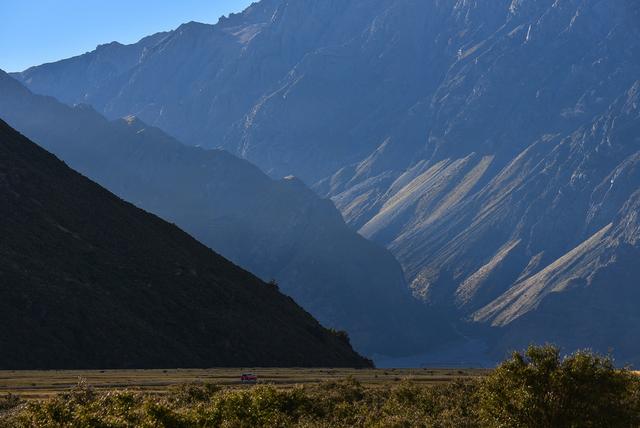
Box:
[169,383,221,405]
[478,344,640,427]
[0,394,21,412]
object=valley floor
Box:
[2,350,637,427]
[0,367,488,400]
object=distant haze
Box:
[0,0,253,72]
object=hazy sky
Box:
[0,0,254,72]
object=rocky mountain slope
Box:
[0,118,371,369]
[0,70,444,358]
[14,0,640,363]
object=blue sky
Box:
[0,0,254,72]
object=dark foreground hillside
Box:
[0,119,371,369]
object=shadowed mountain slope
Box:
[0,71,446,358]
[0,119,371,369]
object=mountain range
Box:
[9,0,640,364]
[0,118,370,369]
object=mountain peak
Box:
[176,20,212,32]
[96,41,124,50]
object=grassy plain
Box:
[0,367,488,400]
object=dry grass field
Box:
[0,367,489,400]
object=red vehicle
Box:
[240,373,258,383]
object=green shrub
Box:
[197,385,313,427]
[169,383,221,405]
[478,344,640,427]
[0,394,21,412]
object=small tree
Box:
[266,279,280,291]
[330,329,350,343]
[478,344,640,427]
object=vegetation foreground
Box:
[1,346,639,427]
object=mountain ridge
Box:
[0,69,446,358]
